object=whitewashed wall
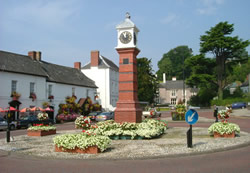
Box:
[0,71,97,120]
[46,82,96,115]
[82,67,119,111]
[0,71,46,109]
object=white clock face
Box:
[119,31,132,44]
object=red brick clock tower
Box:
[115,13,142,123]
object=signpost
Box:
[185,109,199,148]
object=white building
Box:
[158,77,198,106]
[81,50,119,111]
[0,50,97,120]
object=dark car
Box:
[88,111,102,120]
[16,115,54,129]
[231,102,247,109]
[95,112,114,122]
[0,117,17,130]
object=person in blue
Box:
[213,105,218,122]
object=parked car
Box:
[95,112,114,122]
[16,115,54,129]
[0,117,17,130]
[231,102,247,109]
[88,111,102,120]
[143,108,161,118]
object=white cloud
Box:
[197,0,225,15]
[160,13,178,25]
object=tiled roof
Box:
[0,51,47,77]
[0,50,97,88]
[159,80,198,91]
[82,55,119,72]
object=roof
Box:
[0,51,47,77]
[82,55,119,72]
[0,50,97,88]
[116,13,139,32]
[159,80,198,92]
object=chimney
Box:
[74,62,81,70]
[172,76,176,81]
[36,51,41,61]
[163,73,166,83]
[28,51,41,61]
[91,50,100,67]
[28,51,36,60]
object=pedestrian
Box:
[213,105,218,122]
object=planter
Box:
[171,112,185,121]
[55,145,100,154]
[120,135,132,140]
[109,135,120,140]
[213,132,235,138]
[27,129,56,136]
[134,136,144,140]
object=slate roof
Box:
[0,50,97,88]
[82,55,119,72]
[159,80,198,92]
[0,51,47,77]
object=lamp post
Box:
[183,55,185,105]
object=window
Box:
[171,98,176,105]
[11,80,17,93]
[171,90,176,97]
[48,85,53,96]
[72,87,75,96]
[123,58,129,64]
[30,82,35,94]
[86,89,89,97]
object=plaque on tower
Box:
[115,13,142,123]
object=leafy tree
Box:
[185,54,218,106]
[137,57,157,104]
[200,21,250,99]
[157,45,193,81]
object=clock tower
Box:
[115,13,142,123]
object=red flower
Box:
[82,130,86,133]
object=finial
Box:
[126,12,131,19]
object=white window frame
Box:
[11,80,17,93]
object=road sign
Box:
[185,109,199,125]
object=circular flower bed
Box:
[85,119,167,139]
[53,133,111,152]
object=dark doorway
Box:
[8,100,22,120]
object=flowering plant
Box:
[11,91,21,99]
[37,112,49,121]
[48,95,54,99]
[28,124,56,131]
[86,119,167,139]
[53,133,111,152]
[29,92,37,101]
[208,122,240,135]
[218,110,230,122]
[75,116,91,129]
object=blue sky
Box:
[1,0,249,72]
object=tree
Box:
[185,54,218,106]
[137,57,157,104]
[200,21,250,99]
[156,46,193,81]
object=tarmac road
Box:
[0,109,250,173]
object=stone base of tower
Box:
[115,101,142,123]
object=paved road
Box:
[1,109,250,173]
